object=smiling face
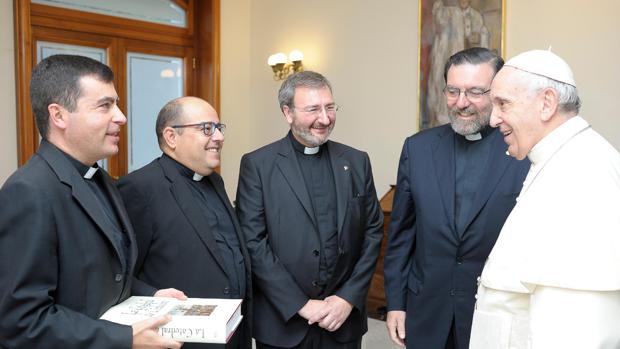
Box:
[283,86,336,147]
[60,75,126,165]
[167,98,224,176]
[446,63,495,135]
[489,67,546,160]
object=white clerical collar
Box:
[465,132,482,141]
[83,167,98,179]
[304,146,320,155]
[192,173,204,181]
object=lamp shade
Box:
[268,52,287,66]
[288,50,304,62]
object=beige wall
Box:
[2,0,619,190]
[505,0,620,150]
[1,0,17,184]
[221,0,419,198]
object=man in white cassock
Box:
[469,49,620,348]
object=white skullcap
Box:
[504,49,576,87]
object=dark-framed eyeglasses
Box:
[443,86,490,101]
[293,104,340,116]
[170,121,226,136]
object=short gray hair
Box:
[520,70,581,114]
[278,71,333,111]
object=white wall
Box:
[0,0,17,184]
[220,0,620,199]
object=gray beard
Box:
[448,108,490,136]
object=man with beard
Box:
[384,47,530,349]
[236,71,383,349]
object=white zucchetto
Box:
[504,49,576,87]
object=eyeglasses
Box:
[443,86,490,101]
[170,121,226,136]
[293,104,340,116]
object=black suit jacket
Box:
[384,126,530,348]
[236,136,383,347]
[0,140,150,349]
[117,155,253,349]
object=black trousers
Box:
[256,326,361,349]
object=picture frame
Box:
[418,0,505,129]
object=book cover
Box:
[101,296,243,343]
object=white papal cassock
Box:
[470,116,620,349]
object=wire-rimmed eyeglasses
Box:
[293,104,340,116]
[443,86,490,101]
[170,121,226,136]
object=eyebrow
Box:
[95,96,119,105]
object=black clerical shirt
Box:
[288,132,339,288]
[166,155,246,299]
[454,127,494,235]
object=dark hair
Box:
[155,97,185,148]
[29,54,114,138]
[443,47,504,83]
[278,71,332,112]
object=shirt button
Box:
[114,274,123,282]
[312,281,319,287]
[450,289,455,296]
[456,257,464,265]
[223,287,230,294]
[313,249,320,256]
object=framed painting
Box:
[418,0,505,129]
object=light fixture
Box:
[267,50,304,81]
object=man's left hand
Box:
[154,288,188,300]
[317,295,353,332]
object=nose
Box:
[316,108,331,125]
[113,105,127,125]
[455,92,471,109]
[211,127,225,142]
[489,108,501,128]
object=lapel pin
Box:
[344,165,349,171]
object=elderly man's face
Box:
[283,86,336,147]
[172,99,224,176]
[489,67,544,160]
[445,62,494,136]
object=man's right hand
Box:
[297,299,328,324]
[131,314,183,349]
[386,310,406,347]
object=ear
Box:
[48,103,67,131]
[282,105,294,125]
[540,88,559,122]
[163,126,178,150]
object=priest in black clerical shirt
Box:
[117,96,252,349]
[236,71,383,349]
[384,47,531,349]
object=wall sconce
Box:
[267,50,304,81]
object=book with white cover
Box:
[101,296,243,343]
